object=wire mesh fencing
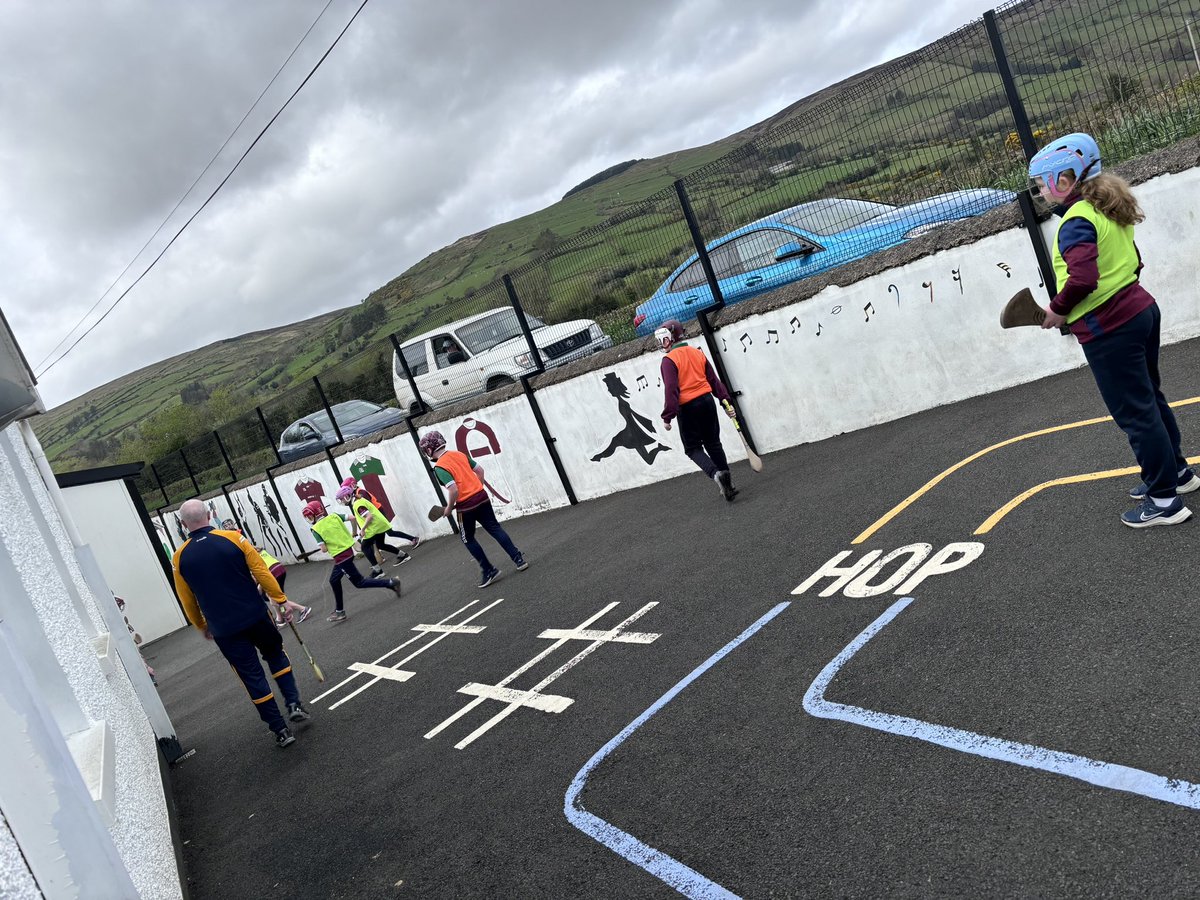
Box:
[509,183,695,345]
[258,377,330,468]
[218,408,277,482]
[998,0,1200,165]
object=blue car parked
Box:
[632,189,1014,336]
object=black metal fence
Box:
[136,0,1200,513]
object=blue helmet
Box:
[1028,132,1101,201]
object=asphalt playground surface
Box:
[152,334,1200,899]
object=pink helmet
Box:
[302,501,325,519]
[418,430,447,459]
[340,477,357,490]
[335,485,354,503]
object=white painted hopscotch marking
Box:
[412,624,486,635]
[427,602,659,750]
[348,662,415,683]
[538,627,660,644]
[804,597,1200,809]
[311,597,504,710]
[458,684,573,713]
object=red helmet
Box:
[302,501,325,519]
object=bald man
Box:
[172,499,311,748]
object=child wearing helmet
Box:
[656,320,739,501]
[300,500,402,622]
[339,477,420,561]
[219,518,311,627]
[335,484,410,576]
[1028,132,1196,528]
[419,430,527,588]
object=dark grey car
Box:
[277,399,405,463]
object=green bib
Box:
[1052,200,1140,324]
[312,514,354,556]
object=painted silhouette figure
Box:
[249,492,286,559]
[261,485,296,555]
[591,372,670,466]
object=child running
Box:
[1029,131,1196,527]
[418,430,527,588]
[656,319,739,501]
[335,484,411,576]
[300,501,402,622]
[340,477,421,560]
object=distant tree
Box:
[1104,71,1142,104]
[533,228,561,252]
[180,381,211,405]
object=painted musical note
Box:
[767,329,779,344]
[922,281,934,303]
[636,375,648,391]
[721,337,727,352]
[952,268,963,294]
[889,284,900,307]
[831,305,842,315]
[739,333,752,352]
[1037,271,1045,289]
[789,316,801,334]
[864,302,875,322]
[997,262,1012,278]
[815,322,823,337]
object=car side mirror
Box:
[446,350,466,364]
[775,241,814,261]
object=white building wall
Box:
[61,480,186,644]
[0,813,40,900]
[0,425,181,900]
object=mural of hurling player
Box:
[454,418,511,504]
[173,512,187,543]
[261,485,297,556]
[348,454,395,519]
[250,489,287,559]
[233,493,255,545]
[591,372,670,466]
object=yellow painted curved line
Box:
[851,395,1200,545]
[976,453,1200,536]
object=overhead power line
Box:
[37,0,371,379]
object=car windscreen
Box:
[777,199,894,235]
[455,310,547,355]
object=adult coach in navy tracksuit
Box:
[173,499,311,748]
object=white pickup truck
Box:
[391,307,613,414]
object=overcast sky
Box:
[2,0,999,409]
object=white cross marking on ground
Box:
[537,627,660,644]
[426,602,659,750]
[310,597,504,709]
[348,662,416,683]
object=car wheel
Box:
[486,375,516,391]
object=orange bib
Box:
[436,450,484,497]
[667,345,711,404]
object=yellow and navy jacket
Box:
[173,526,286,638]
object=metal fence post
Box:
[179,448,200,495]
[673,178,759,454]
[312,375,344,484]
[389,334,457,530]
[258,405,310,558]
[984,8,1057,299]
[504,274,577,506]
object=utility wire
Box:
[37,0,370,379]
[33,0,337,373]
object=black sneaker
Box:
[274,727,296,748]
[389,578,403,598]
[393,553,410,567]
[479,567,501,588]
[717,470,737,502]
[370,565,384,577]
[514,556,529,572]
[287,702,311,723]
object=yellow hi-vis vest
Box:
[352,497,391,540]
[311,514,354,557]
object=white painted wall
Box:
[0,424,181,899]
[62,480,186,644]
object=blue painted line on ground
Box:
[564,601,792,900]
[804,596,1200,809]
